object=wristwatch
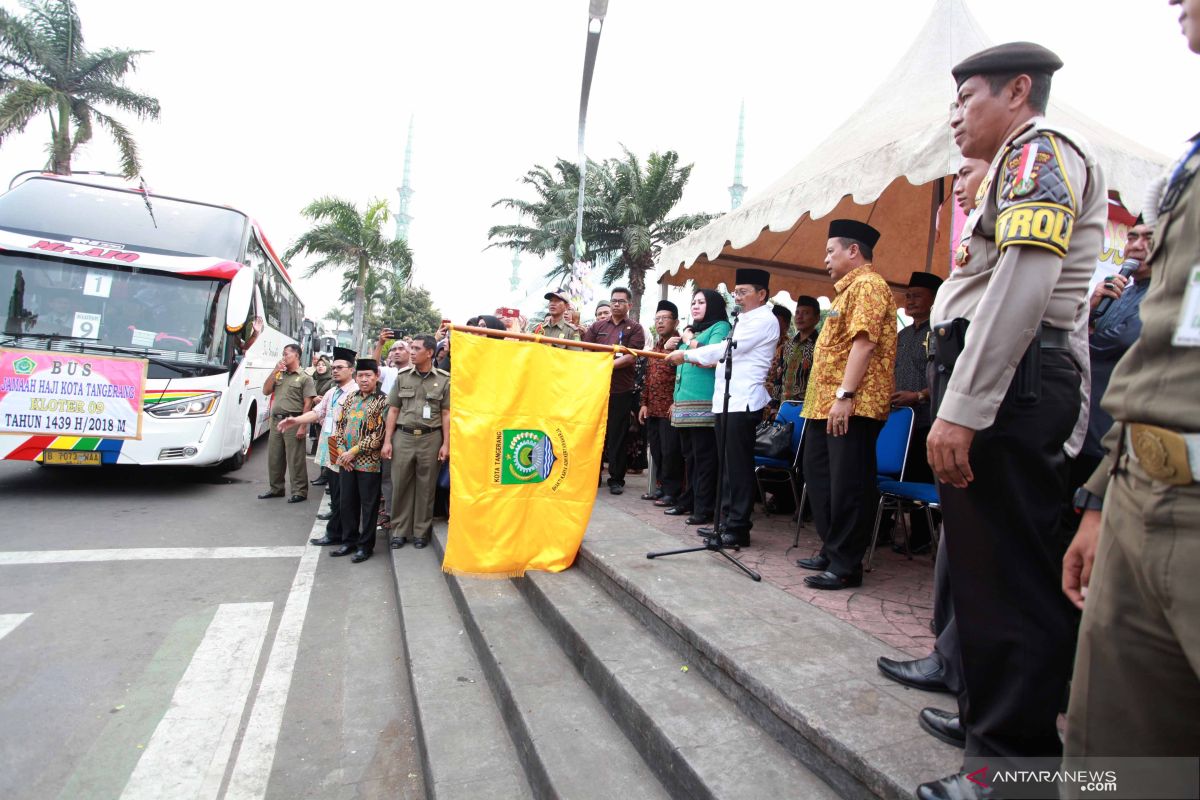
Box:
[835,388,856,400]
[1072,487,1103,512]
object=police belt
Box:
[397,424,439,436]
[929,320,1072,407]
[1124,423,1200,486]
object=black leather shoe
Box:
[652,496,676,508]
[685,515,712,525]
[697,525,724,537]
[795,554,830,571]
[311,476,327,486]
[916,772,990,800]
[350,549,371,563]
[640,489,664,501]
[330,545,354,557]
[287,495,306,503]
[609,484,624,495]
[316,511,333,521]
[918,708,965,748]
[877,654,951,693]
[717,532,749,548]
[412,539,428,549]
[257,491,283,499]
[663,506,691,516]
[309,536,339,546]
[804,570,863,590]
[389,537,406,550]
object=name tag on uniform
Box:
[1173,265,1200,347]
[422,403,432,420]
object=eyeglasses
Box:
[610,298,629,305]
[732,287,758,298]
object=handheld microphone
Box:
[731,308,740,318]
[1091,259,1139,322]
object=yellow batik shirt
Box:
[802,265,897,421]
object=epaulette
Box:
[434,367,450,377]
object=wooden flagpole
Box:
[442,321,667,360]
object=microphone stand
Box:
[646,309,761,582]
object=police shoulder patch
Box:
[994,134,1077,258]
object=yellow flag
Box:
[442,330,613,577]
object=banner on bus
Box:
[0,348,147,440]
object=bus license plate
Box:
[43,449,101,466]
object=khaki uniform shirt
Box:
[270,368,317,414]
[930,117,1107,431]
[1085,135,1200,497]
[387,366,451,429]
[532,318,582,348]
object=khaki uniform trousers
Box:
[267,423,309,497]
[1065,456,1200,789]
[390,429,441,542]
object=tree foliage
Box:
[487,146,713,320]
[0,0,160,176]
[284,196,412,349]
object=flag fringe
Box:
[442,565,527,580]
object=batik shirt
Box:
[331,389,388,472]
[803,264,897,421]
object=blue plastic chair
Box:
[865,407,916,571]
[754,400,805,517]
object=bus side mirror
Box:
[226,268,255,333]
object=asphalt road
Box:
[0,444,425,800]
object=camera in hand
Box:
[1090,259,1139,322]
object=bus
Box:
[0,174,309,469]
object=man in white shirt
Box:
[279,346,357,545]
[666,268,780,547]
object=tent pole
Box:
[924,177,947,273]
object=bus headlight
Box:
[146,392,221,418]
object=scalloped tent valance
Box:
[654,0,1170,303]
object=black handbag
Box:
[754,419,793,460]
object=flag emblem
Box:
[498,429,558,484]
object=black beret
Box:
[796,295,820,312]
[333,346,357,364]
[734,268,771,288]
[907,272,944,293]
[355,358,378,372]
[828,219,881,249]
[655,300,679,317]
[951,42,1063,88]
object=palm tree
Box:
[324,306,352,332]
[592,147,713,320]
[0,0,160,176]
[285,197,413,348]
[487,157,606,282]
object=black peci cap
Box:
[355,358,378,372]
[333,346,357,364]
[734,268,771,288]
[907,272,944,293]
[828,219,881,249]
[951,42,1063,89]
[656,300,679,317]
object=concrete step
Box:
[518,561,843,800]
[577,501,960,800]
[431,529,673,800]
[389,543,533,800]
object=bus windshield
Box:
[0,252,231,376]
[0,177,247,260]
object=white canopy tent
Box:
[653,0,1171,303]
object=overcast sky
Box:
[0,0,1195,329]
